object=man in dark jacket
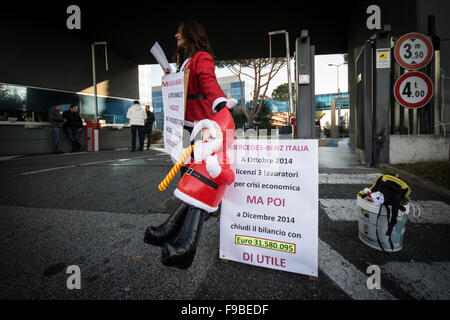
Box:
[62,105,83,152]
[48,104,66,153]
[144,105,155,150]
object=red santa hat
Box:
[190,108,235,152]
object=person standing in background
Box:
[144,105,155,150]
[48,104,66,154]
[62,104,83,152]
[338,116,345,138]
[126,100,147,151]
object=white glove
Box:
[226,98,238,109]
[206,154,221,178]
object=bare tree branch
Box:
[216,57,287,125]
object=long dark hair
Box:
[173,19,214,68]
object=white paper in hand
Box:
[150,42,173,73]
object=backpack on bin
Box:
[359,174,411,252]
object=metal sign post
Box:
[295,30,315,139]
[394,30,436,135]
[373,29,391,166]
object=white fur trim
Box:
[226,98,238,109]
[190,119,218,141]
[212,97,228,112]
[206,155,221,178]
[174,188,218,213]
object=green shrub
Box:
[151,129,162,142]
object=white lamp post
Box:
[328,62,347,97]
[91,41,109,121]
[328,62,347,123]
[269,30,293,125]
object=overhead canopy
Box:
[3,0,418,64]
[3,1,357,63]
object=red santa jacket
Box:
[182,51,227,126]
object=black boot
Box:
[143,202,189,246]
[161,207,206,269]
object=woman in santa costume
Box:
[170,19,232,125]
[143,19,237,269]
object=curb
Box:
[380,163,450,200]
[0,155,22,161]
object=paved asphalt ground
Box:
[0,140,449,303]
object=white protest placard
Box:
[220,139,318,277]
[161,72,185,158]
[150,42,173,72]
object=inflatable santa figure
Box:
[144,105,236,269]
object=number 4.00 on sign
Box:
[394,71,433,109]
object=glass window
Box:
[152,91,165,128]
[0,82,134,124]
[229,82,245,105]
[231,87,241,96]
[315,93,349,110]
[230,81,244,89]
[1,84,31,121]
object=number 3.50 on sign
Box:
[394,71,433,109]
[394,32,433,70]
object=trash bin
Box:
[356,194,409,252]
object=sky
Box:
[139,53,348,104]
